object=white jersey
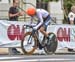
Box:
[36,9,49,18]
[68,12,75,21]
[31,9,50,29]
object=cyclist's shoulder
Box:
[36,9,47,12]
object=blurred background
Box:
[0,0,75,24]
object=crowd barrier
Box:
[0,20,75,52]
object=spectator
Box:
[67,6,75,52]
[68,6,75,24]
[8,0,24,54]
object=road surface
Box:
[0,55,75,62]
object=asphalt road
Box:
[0,55,75,62]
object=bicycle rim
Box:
[21,32,37,55]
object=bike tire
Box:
[44,33,58,54]
[21,32,37,55]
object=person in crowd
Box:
[68,6,75,52]
[8,0,24,54]
[68,6,75,24]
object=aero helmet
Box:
[26,7,36,16]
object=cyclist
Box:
[26,7,51,45]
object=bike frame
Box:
[24,24,47,46]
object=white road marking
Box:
[0,57,21,60]
[0,58,75,62]
[12,59,75,61]
[0,55,75,62]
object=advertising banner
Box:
[0,20,26,47]
[0,20,75,49]
[47,24,75,49]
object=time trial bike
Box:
[21,24,58,55]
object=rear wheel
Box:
[44,33,58,54]
[21,32,37,55]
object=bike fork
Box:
[27,31,35,44]
[27,34,32,44]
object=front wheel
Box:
[21,32,37,55]
[44,33,58,54]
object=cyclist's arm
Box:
[29,17,36,26]
[35,12,43,29]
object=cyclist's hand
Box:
[33,27,37,30]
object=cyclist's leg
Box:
[39,15,51,37]
[44,15,51,37]
[38,25,49,47]
[39,26,48,37]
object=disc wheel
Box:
[44,33,58,54]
